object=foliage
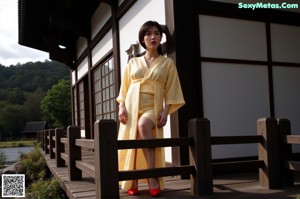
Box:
[0,151,7,168]
[41,79,71,128]
[27,177,68,199]
[18,145,67,198]
[0,60,70,139]
[18,146,47,185]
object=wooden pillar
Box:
[257,118,281,188]
[49,129,55,159]
[44,130,49,154]
[188,118,213,195]
[67,126,82,180]
[55,128,65,167]
[277,119,294,187]
[94,120,119,199]
[41,131,45,150]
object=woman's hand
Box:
[157,105,171,128]
[118,103,128,124]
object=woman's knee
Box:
[138,117,154,138]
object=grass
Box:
[0,140,36,148]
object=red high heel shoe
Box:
[127,187,138,195]
[148,179,161,197]
[149,187,161,197]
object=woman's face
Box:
[143,26,162,51]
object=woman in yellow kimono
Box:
[117,21,185,197]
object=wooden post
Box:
[188,118,213,195]
[277,119,294,187]
[67,125,82,180]
[257,118,281,188]
[42,130,45,151]
[49,129,55,159]
[55,128,65,167]
[94,120,119,199]
[41,131,44,150]
[45,129,49,154]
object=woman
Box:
[117,21,185,197]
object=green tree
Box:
[41,79,71,128]
[23,88,46,121]
[0,103,26,138]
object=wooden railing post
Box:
[67,125,82,180]
[277,119,294,186]
[94,120,119,199]
[42,130,45,151]
[44,129,49,154]
[188,118,213,195]
[55,128,65,167]
[49,129,55,159]
[257,118,281,188]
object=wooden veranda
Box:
[37,118,300,199]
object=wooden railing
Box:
[36,117,300,198]
[37,119,214,198]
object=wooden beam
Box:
[49,12,90,39]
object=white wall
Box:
[199,15,267,61]
[91,3,111,40]
[91,30,113,66]
[202,62,270,158]
[272,23,300,152]
[199,15,270,158]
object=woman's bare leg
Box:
[137,117,160,189]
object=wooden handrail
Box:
[286,160,300,171]
[211,135,263,145]
[213,160,264,173]
[284,135,300,144]
[118,165,195,181]
[76,160,95,178]
[60,138,67,144]
[118,137,192,149]
[75,139,95,149]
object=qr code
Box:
[2,174,25,198]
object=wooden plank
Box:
[75,139,95,149]
[257,118,281,189]
[278,119,294,187]
[188,118,213,195]
[67,126,82,180]
[118,137,192,149]
[118,165,194,181]
[76,160,95,178]
[61,152,68,162]
[61,137,67,144]
[212,160,264,174]
[55,128,65,167]
[287,160,300,171]
[284,135,300,144]
[94,120,119,198]
[211,135,263,145]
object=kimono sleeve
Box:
[116,63,131,103]
[164,61,185,114]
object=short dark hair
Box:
[138,21,163,55]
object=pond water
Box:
[0,146,34,165]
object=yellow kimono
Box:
[116,55,185,190]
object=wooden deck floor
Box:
[41,149,300,199]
